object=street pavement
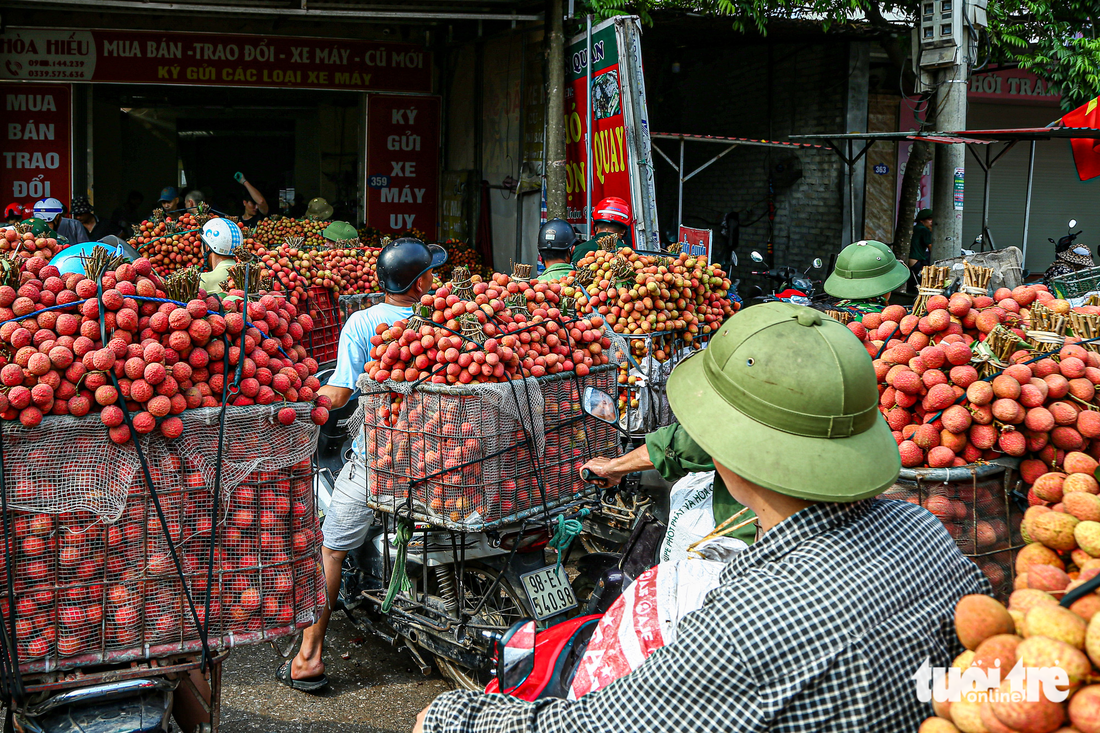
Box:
[220,612,451,733]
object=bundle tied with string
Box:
[358,364,624,533]
[1026,300,1067,354]
[961,261,993,298]
[972,324,1026,379]
[1071,310,1100,353]
[449,266,474,302]
[0,403,325,674]
[511,262,533,281]
[225,261,271,297]
[912,265,951,317]
[596,232,622,252]
[162,265,201,303]
[82,245,127,281]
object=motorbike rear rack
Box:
[20,650,229,695]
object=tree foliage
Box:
[583,0,1100,111]
[989,1,1100,111]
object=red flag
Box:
[1062,95,1100,181]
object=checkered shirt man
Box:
[422,498,989,733]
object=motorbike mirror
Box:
[811,258,823,269]
[1070,219,1078,229]
[581,387,618,425]
[750,251,764,263]
[497,620,537,694]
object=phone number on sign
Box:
[25,70,87,79]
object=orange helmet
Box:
[593,196,631,229]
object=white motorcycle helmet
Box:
[201,218,243,256]
[33,197,64,222]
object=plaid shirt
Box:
[423,499,989,733]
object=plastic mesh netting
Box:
[359,365,621,531]
[614,332,711,437]
[0,403,325,673]
[879,460,1024,602]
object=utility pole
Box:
[917,0,984,261]
[931,61,967,261]
[545,0,566,219]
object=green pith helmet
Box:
[323,221,358,242]
[823,240,910,300]
[21,218,49,237]
[667,301,900,502]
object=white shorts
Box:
[321,461,375,552]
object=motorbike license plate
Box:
[520,565,577,620]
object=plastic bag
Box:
[660,471,718,562]
[568,558,726,699]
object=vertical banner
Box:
[1,82,71,211]
[616,17,659,251]
[365,94,440,239]
[565,19,623,234]
[564,18,658,248]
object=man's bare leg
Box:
[291,547,346,679]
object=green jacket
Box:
[645,423,756,545]
[537,261,574,282]
[910,223,932,267]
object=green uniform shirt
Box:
[537,261,574,282]
[645,423,756,545]
[571,237,601,265]
[200,259,234,296]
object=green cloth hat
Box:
[916,208,933,221]
[323,221,358,242]
[823,240,910,300]
[667,301,900,502]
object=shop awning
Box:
[651,132,825,230]
[19,0,541,22]
[790,126,1100,257]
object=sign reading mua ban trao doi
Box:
[0,28,431,92]
[0,83,71,211]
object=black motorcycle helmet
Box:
[377,238,448,294]
[537,218,578,254]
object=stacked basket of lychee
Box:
[0,253,331,439]
[921,454,1100,733]
[850,285,1100,472]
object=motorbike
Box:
[6,656,222,733]
[314,372,622,691]
[1049,218,1083,256]
[745,251,823,305]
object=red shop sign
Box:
[0,28,431,93]
[365,95,440,239]
[0,82,71,211]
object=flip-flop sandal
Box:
[275,660,328,693]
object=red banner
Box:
[0,82,71,212]
[677,226,712,261]
[565,22,633,237]
[365,95,440,238]
[0,28,430,92]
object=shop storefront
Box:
[960,67,1079,273]
[1,26,439,236]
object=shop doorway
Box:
[177,118,295,218]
